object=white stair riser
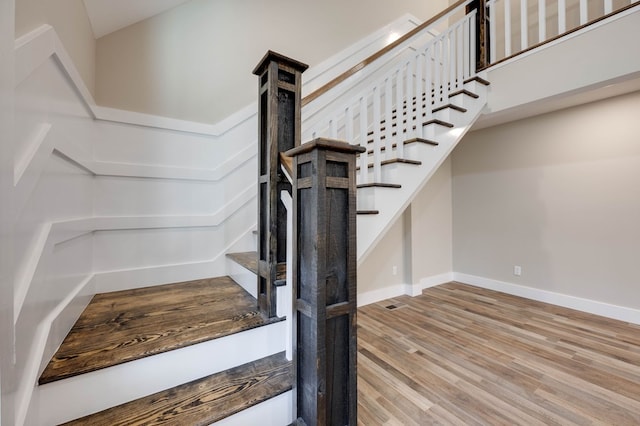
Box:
[227,257,258,298]
[211,390,293,426]
[34,321,287,426]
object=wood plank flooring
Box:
[40,276,281,384]
[357,282,640,425]
[62,352,292,426]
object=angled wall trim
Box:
[16,14,424,137]
[89,141,256,181]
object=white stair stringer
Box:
[356,80,489,263]
[32,321,287,426]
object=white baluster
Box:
[604,0,613,13]
[442,34,450,103]
[345,106,353,144]
[424,46,433,123]
[406,58,415,139]
[538,0,546,43]
[489,0,497,63]
[521,0,528,50]
[330,118,338,139]
[415,52,424,139]
[558,0,566,34]
[396,67,405,147]
[433,41,441,106]
[464,15,471,78]
[580,0,587,24]
[504,0,512,57]
[470,12,476,75]
[450,26,458,91]
[359,96,368,184]
[372,86,382,183]
[384,77,393,160]
[456,23,464,91]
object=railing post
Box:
[253,51,308,317]
[468,0,489,69]
[285,138,365,426]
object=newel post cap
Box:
[252,50,309,76]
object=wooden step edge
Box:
[448,89,480,99]
[356,158,422,171]
[62,352,293,426]
[227,252,286,281]
[226,251,258,275]
[357,182,402,189]
[432,103,467,113]
[464,76,491,86]
[357,210,379,215]
[423,119,454,128]
[404,137,439,146]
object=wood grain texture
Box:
[227,251,286,280]
[40,276,281,384]
[357,282,640,425]
[62,352,292,426]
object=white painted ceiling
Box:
[83,0,192,38]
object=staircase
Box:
[32,3,490,425]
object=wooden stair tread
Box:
[357,210,379,215]
[449,88,479,99]
[227,251,286,280]
[62,352,292,426]
[356,158,422,171]
[40,276,280,385]
[364,137,438,155]
[226,251,258,275]
[357,182,401,189]
[464,75,491,85]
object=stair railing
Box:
[302,4,478,185]
[484,0,640,65]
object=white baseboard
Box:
[418,272,455,292]
[357,272,453,307]
[453,273,640,326]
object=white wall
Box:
[1,0,16,423]
[452,90,640,312]
[15,0,95,95]
[95,0,448,123]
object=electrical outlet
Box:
[392,266,398,276]
[514,265,522,276]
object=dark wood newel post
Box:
[468,0,489,70]
[285,138,365,426]
[253,51,308,317]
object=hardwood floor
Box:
[40,276,281,384]
[357,282,640,425]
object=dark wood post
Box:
[253,51,308,317]
[468,0,489,70]
[285,138,365,426]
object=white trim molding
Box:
[453,273,640,326]
[357,272,454,307]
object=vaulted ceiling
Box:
[83,0,192,38]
